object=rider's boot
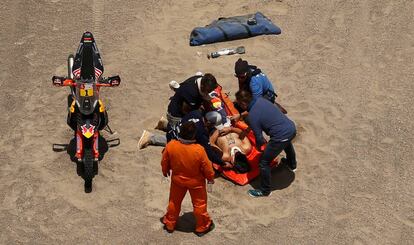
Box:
[138,130,154,149]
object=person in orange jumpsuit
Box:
[161,121,216,236]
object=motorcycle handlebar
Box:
[52,76,120,87]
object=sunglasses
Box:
[207,90,218,98]
[234,73,247,79]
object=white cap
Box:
[169,80,180,90]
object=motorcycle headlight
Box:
[83,98,91,110]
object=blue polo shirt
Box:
[249,72,276,102]
[248,97,296,147]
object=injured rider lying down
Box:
[205,111,252,172]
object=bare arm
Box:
[209,129,220,148]
[230,127,243,134]
[229,111,248,122]
[220,126,250,140]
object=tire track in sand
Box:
[92,0,105,52]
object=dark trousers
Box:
[259,137,296,194]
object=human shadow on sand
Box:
[160,213,196,233]
[249,161,295,191]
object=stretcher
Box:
[212,90,280,185]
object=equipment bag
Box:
[190,12,281,46]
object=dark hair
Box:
[233,152,250,173]
[235,90,253,104]
[200,73,218,93]
[234,58,249,75]
[179,121,197,140]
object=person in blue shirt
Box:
[235,90,297,197]
[232,59,287,121]
[234,58,277,103]
[234,58,276,103]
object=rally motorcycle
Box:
[52,32,120,193]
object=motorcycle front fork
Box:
[75,130,100,161]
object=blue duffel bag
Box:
[189,12,281,46]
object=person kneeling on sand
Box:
[206,111,253,173]
[231,58,287,121]
[161,121,215,236]
[166,73,225,142]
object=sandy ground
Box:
[1,0,413,244]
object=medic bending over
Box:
[165,73,229,141]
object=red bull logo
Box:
[81,124,95,138]
[211,97,223,110]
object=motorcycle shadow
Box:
[53,135,118,184]
[52,142,98,183]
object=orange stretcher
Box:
[212,89,280,185]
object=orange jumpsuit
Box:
[161,139,215,233]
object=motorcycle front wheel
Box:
[83,149,94,193]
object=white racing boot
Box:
[138,130,154,149]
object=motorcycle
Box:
[52,32,120,193]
